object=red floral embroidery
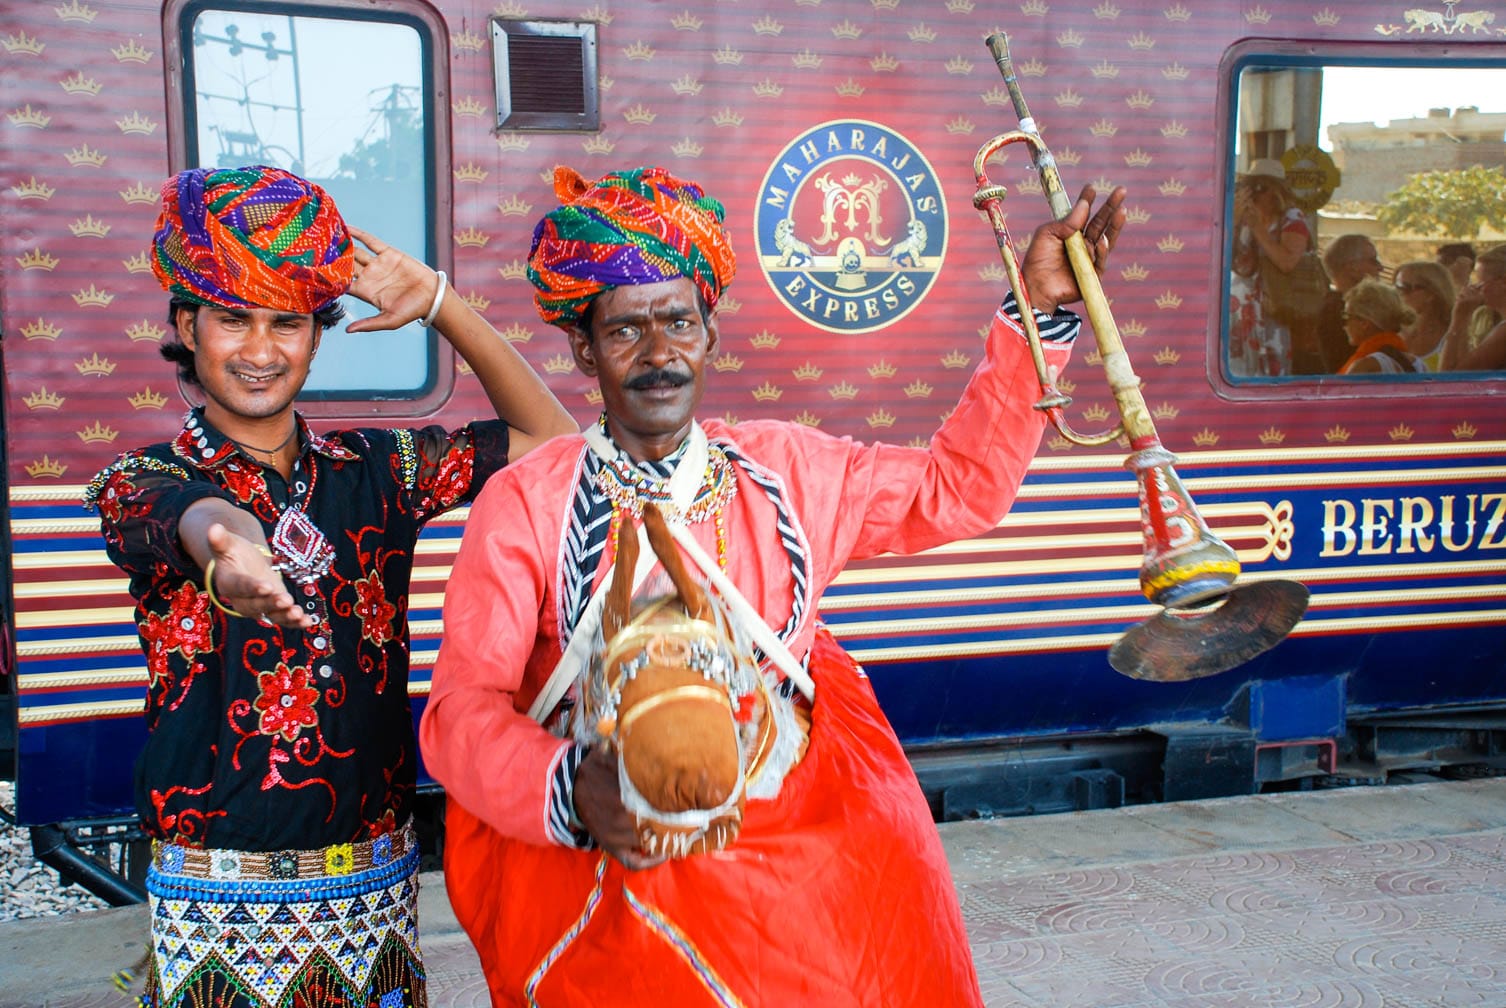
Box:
[218,462,266,505]
[253,662,320,741]
[353,571,397,648]
[139,582,213,687]
[96,472,132,524]
[421,445,475,512]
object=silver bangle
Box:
[419,269,447,327]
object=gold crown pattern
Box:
[130,388,170,410]
[78,421,118,443]
[793,362,824,381]
[1124,148,1153,167]
[1158,178,1187,197]
[18,249,59,271]
[1164,3,1192,20]
[493,0,528,17]
[1047,435,1073,451]
[22,319,62,340]
[870,53,899,72]
[13,177,55,200]
[1127,31,1156,50]
[827,381,858,400]
[752,381,783,402]
[119,181,154,203]
[461,291,489,312]
[453,97,487,118]
[1055,88,1084,108]
[1118,263,1148,282]
[112,39,152,63]
[671,138,704,158]
[26,456,66,479]
[66,145,107,166]
[831,19,863,39]
[116,111,156,135]
[123,252,150,273]
[793,49,822,69]
[1245,6,1272,25]
[713,46,743,65]
[581,3,612,22]
[719,296,743,312]
[909,24,939,43]
[1153,346,1181,365]
[1095,1,1122,16]
[1154,290,1183,309]
[9,105,51,128]
[1258,426,1285,446]
[1324,424,1350,443]
[500,322,531,344]
[55,0,97,23]
[498,260,527,280]
[671,75,703,95]
[1091,60,1119,79]
[946,116,975,135]
[1388,423,1414,442]
[1082,404,1111,424]
[1057,146,1082,166]
[1313,8,1340,26]
[750,330,780,348]
[582,135,616,154]
[75,286,113,307]
[946,0,975,12]
[76,353,116,376]
[454,227,489,248]
[70,214,110,238]
[712,353,744,373]
[3,32,45,55]
[126,320,165,342]
[1125,207,1151,225]
[1090,117,1118,137]
[1157,235,1185,254]
[868,360,897,379]
[1152,401,1179,420]
[60,73,102,95]
[1453,421,1478,440]
[1161,119,1189,138]
[835,78,865,97]
[1021,0,1049,14]
[452,30,485,52]
[1019,58,1047,77]
[903,380,932,398]
[671,10,703,30]
[981,86,1011,107]
[793,410,821,427]
[584,388,603,405]
[866,408,895,429]
[978,263,1006,282]
[1192,427,1219,447]
[497,133,530,152]
[496,194,531,217]
[1119,319,1147,338]
[1057,28,1086,48]
[24,388,64,410]
[454,163,488,183]
[1162,62,1189,81]
[543,354,575,375]
[1126,90,1155,110]
[1015,176,1044,195]
[872,0,900,9]
[623,40,655,61]
[713,107,744,128]
[752,14,784,35]
[945,56,973,75]
[600,76,615,93]
[941,350,970,369]
[623,103,656,124]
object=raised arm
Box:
[343,226,578,459]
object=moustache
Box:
[624,367,692,390]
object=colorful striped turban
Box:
[527,165,737,327]
[150,165,353,313]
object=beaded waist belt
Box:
[150,821,416,885]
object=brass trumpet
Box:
[975,32,1309,682]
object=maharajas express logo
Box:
[754,120,947,335]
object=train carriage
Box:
[1,0,1503,898]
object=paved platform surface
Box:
[3,776,1503,1006]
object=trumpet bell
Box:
[1108,579,1310,682]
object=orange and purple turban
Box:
[150,165,353,313]
[527,165,737,327]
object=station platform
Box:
[3,775,1504,1007]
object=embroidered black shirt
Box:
[84,408,509,852]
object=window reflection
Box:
[187,8,434,398]
[1228,61,1506,381]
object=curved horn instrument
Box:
[975,32,1309,682]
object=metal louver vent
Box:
[491,20,598,131]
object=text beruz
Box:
[1320,494,1506,556]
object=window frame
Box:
[1212,39,1506,402]
[163,0,455,419]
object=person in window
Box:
[1436,242,1476,292]
[1339,278,1422,375]
[420,165,1125,1006]
[1443,243,1506,371]
[1316,234,1387,372]
[83,165,577,1008]
[1393,260,1455,371]
[1233,159,1312,374]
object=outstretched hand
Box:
[1020,184,1127,315]
[345,225,447,333]
[204,523,311,629]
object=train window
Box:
[490,20,599,132]
[1222,48,1506,390]
[170,0,447,410]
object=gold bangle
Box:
[203,558,246,618]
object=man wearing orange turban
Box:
[424,165,1126,1007]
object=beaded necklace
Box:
[593,440,737,570]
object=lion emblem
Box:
[888,218,927,268]
[774,218,815,267]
